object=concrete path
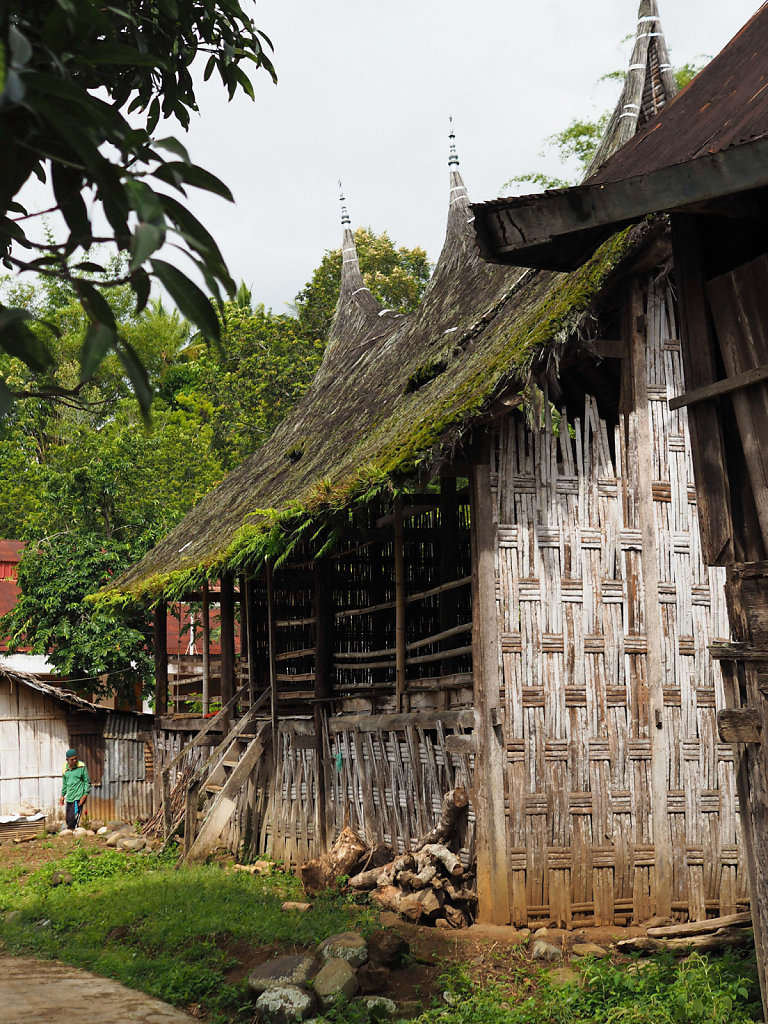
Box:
[0,956,195,1023]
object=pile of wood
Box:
[617,912,753,955]
[300,787,474,929]
[350,842,477,929]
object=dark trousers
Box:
[65,802,80,830]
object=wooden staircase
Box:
[174,691,272,864]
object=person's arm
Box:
[60,767,67,805]
[80,764,91,801]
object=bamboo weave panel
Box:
[492,279,747,925]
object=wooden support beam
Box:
[314,558,333,850]
[440,477,459,710]
[266,562,279,763]
[201,581,211,716]
[669,361,768,411]
[154,603,168,717]
[670,214,734,565]
[470,434,511,925]
[245,577,258,708]
[628,278,672,919]
[219,573,235,734]
[394,499,407,714]
[718,708,763,743]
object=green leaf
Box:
[130,222,164,271]
[116,338,153,416]
[0,309,55,371]
[155,162,234,202]
[76,282,117,332]
[154,137,191,163]
[80,323,117,382]
[80,44,169,69]
[151,259,221,344]
[0,379,14,417]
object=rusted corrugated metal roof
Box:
[588,3,768,185]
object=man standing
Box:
[59,748,91,830]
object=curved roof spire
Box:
[324,183,389,358]
[585,0,678,179]
[447,117,471,236]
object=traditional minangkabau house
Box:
[472,0,768,1006]
[100,0,748,929]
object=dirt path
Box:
[0,955,195,1023]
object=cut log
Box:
[371,884,423,922]
[300,826,368,894]
[415,887,445,919]
[349,864,390,890]
[445,904,470,929]
[442,878,478,905]
[419,843,464,877]
[647,911,752,938]
[617,928,753,955]
[398,865,437,891]
[413,788,469,851]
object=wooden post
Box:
[439,476,459,710]
[628,278,672,919]
[219,573,235,734]
[245,577,258,709]
[670,214,734,564]
[394,498,407,714]
[470,433,511,924]
[266,562,279,766]
[201,580,211,716]
[314,558,334,850]
[154,603,168,717]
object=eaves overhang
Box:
[472,134,768,271]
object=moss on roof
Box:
[100,220,643,609]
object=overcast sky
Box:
[26,1,764,316]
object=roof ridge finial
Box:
[339,180,351,226]
[448,116,460,168]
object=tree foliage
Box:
[294,227,432,343]
[506,61,708,192]
[0,0,276,415]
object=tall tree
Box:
[294,227,431,344]
[0,0,276,414]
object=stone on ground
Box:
[571,941,609,958]
[116,836,146,852]
[254,985,317,1024]
[58,829,73,838]
[367,929,409,967]
[313,958,359,1010]
[547,966,585,988]
[356,961,390,994]
[51,871,73,887]
[316,931,368,967]
[532,939,562,962]
[359,996,398,1019]
[246,955,320,995]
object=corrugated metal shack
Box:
[0,667,155,821]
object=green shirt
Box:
[61,761,91,802]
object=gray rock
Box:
[359,996,398,1020]
[51,871,73,887]
[58,828,73,838]
[88,819,104,832]
[532,940,562,962]
[317,931,368,968]
[73,827,89,836]
[313,958,359,1010]
[367,930,409,967]
[116,836,146,852]
[106,826,132,847]
[247,955,320,995]
[97,826,109,835]
[571,941,609,959]
[255,985,317,1024]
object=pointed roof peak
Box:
[339,180,351,226]
[448,116,460,167]
[584,0,677,179]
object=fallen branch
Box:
[647,912,752,939]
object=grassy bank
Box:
[0,843,761,1024]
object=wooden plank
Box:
[470,433,511,924]
[647,911,752,938]
[314,558,332,850]
[266,563,278,760]
[394,499,407,714]
[245,577,258,707]
[406,646,473,666]
[707,253,768,552]
[326,709,474,733]
[718,708,763,743]
[629,278,672,918]
[670,214,734,565]
[201,580,211,715]
[219,574,235,734]
[669,362,768,411]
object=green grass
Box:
[0,846,762,1024]
[0,845,374,1023]
[417,951,762,1024]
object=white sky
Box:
[19,1,765,316]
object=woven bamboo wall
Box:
[491,277,747,925]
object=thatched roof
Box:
[104,7,670,606]
[0,665,100,712]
